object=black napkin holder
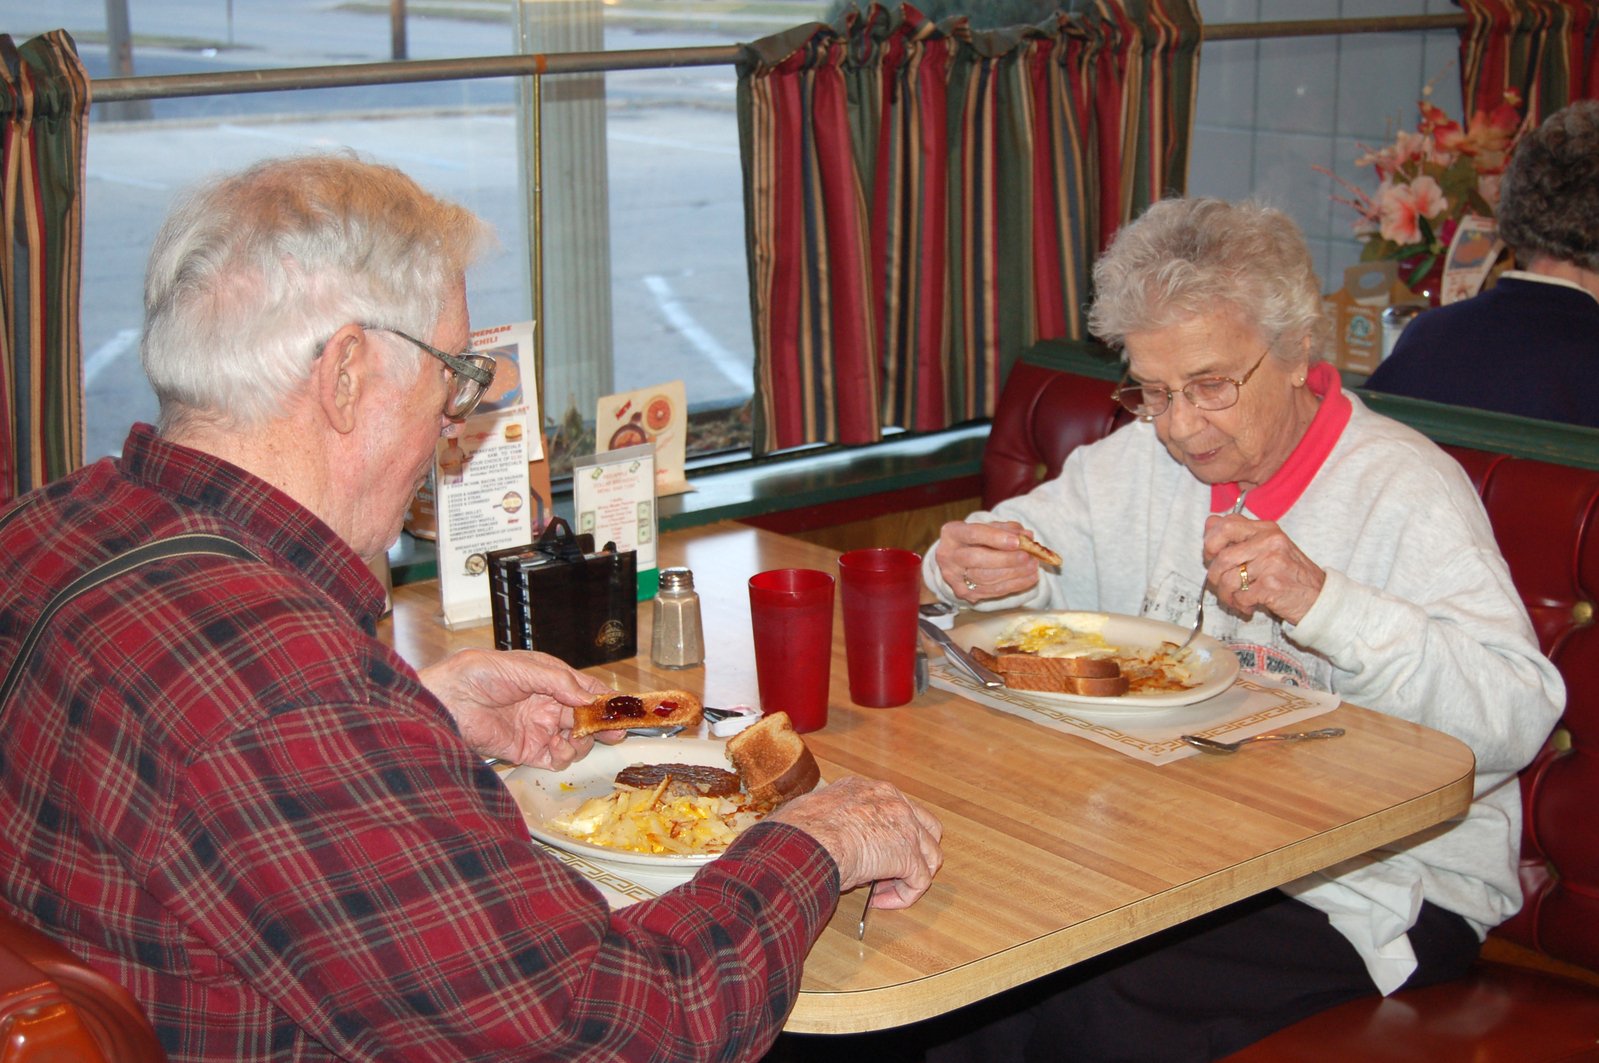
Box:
[486,518,638,667]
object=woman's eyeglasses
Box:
[1111,350,1271,421]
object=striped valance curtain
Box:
[1455,0,1599,122]
[0,30,89,505]
[736,1,1200,455]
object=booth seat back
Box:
[0,906,166,1063]
[980,361,1130,510]
[1448,445,1599,970]
[983,363,1599,977]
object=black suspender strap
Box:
[0,531,258,709]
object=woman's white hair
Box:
[141,152,491,433]
[1087,197,1332,364]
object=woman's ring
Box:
[963,576,979,591]
[1238,563,1251,592]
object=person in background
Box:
[1364,99,1599,425]
[0,153,942,1062]
[919,197,1561,1061]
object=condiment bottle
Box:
[651,566,704,668]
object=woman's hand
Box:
[416,648,617,769]
[935,519,1045,604]
[1202,512,1325,625]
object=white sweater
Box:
[925,389,1564,991]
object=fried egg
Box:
[995,612,1112,658]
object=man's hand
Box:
[417,648,616,770]
[768,776,943,909]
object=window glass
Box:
[55,1,808,469]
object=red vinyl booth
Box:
[982,359,1599,1060]
[0,905,167,1062]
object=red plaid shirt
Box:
[0,424,836,1061]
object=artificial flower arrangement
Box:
[1322,89,1525,295]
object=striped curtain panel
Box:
[0,31,89,504]
[737,1,1200,455]
[1455,0,1598,123]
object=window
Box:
[61,1,808,471]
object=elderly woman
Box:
[922,198,1562,1061]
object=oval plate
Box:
[945,610,1239,710]
[503,737,737,872]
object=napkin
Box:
[927,668,1340,765]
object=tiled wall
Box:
[1189,0,1467,292]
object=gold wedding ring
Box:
[1238,563,1251,592]
[963,576,979,591]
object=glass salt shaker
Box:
[651,566,704,668]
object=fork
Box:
[1180,490,1249,649]
[857,881,877,940]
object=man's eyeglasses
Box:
[1111,350,1271,421]
[364,325,497,421]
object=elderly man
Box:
[1365,99,1599,424]
[0,154,942,1061]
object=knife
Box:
[917,618,1005,688]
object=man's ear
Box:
[310,324,370,435]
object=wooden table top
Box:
[381,521,1475,1035]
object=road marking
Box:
[642,275,748,390]
[84,327,140,385]
[610,131,737,156]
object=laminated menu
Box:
[596,380,689,495]
[435,405,533,629]
[571,443,658,601]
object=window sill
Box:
[392,424,989,585]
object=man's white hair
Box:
[141,152,491,433]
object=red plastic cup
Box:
[747,568,836,733]
[838,547,924,708]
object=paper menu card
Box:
[597,380,689,495]
[571,443,658,601]
[1440,215,1504,306]
[471,320,542,461]
[435,405,533,629]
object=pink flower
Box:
[1355,129,1423,180]
[1377,175,1448,246]
[1323,90,1527,278]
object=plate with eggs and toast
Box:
[943,610,1239,711]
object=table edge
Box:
[784,766,1475,1034]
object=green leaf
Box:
[1404,254,1438,288]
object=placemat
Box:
[537,841,661,908]
[928,665,1341,765]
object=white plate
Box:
[946,610,1239,710]
[503,737,738,879]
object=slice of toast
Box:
[1017,534,1063,567]
[991,651,1120,680]
[726,711,820,808]
[572,690,703,738]
[970,647,1127,696]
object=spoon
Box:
[1181,490,1249,649]
[1181,727,1345,755]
